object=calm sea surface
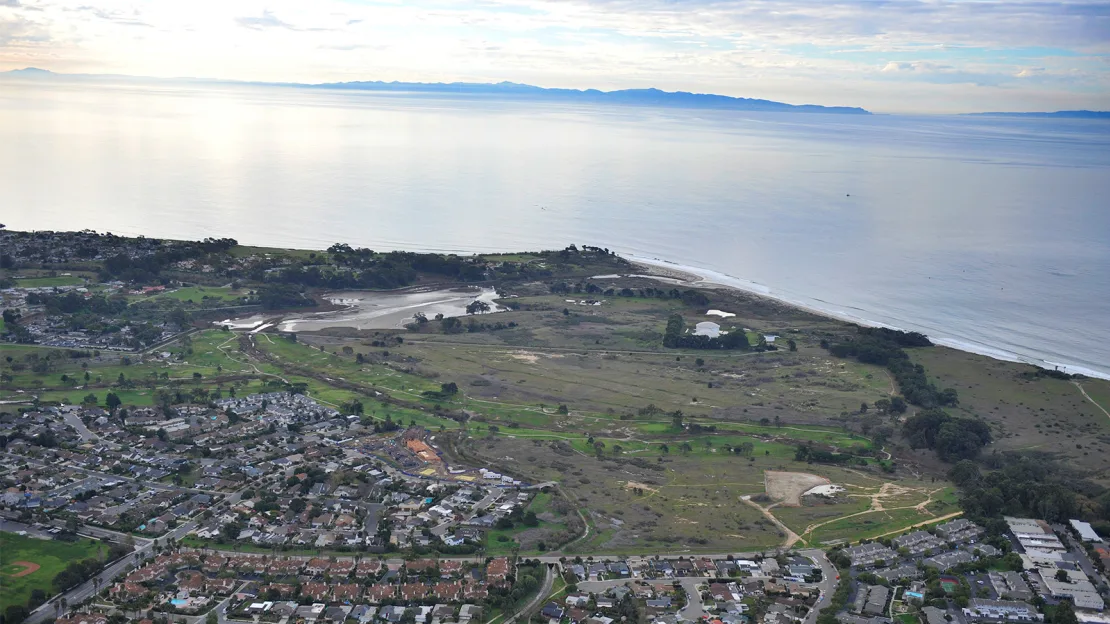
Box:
[2,80,1108,377]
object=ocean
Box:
[2,79,1108,378]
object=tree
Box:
[947,460,982,486]
[787,339,797,352]
[1054,600,1079,624]
[82,393,98,406]
[207,611,219,624]
[1055,569,1069,582]
[106,392,122,412]
[671,411,683,430]
[466,300,491,315]
[440,382,459,395]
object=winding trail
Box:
[740,496,802,548]
[1074,381,1110,420]
[797,485,949,541]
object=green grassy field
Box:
[911,346,1110,484]
[141,286,251,304]
[0,532,105,612]
[10,275,86,288]
[485,492,567,555]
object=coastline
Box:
[623,253,1110,381]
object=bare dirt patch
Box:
[764,471,831,506]
[7,561,40,578]
[623,481,660,494]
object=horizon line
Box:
[3,66,1109,117]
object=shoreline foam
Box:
[623,252,1110,381]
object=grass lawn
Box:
[486,491,567,555]
[11,275,86,288]
[144,286,250,304]
[0,532,105,612]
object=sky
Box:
[1,0,1108,113]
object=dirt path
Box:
[741,496,802,548]
[867,511,964,540]
[798,485,947,538]
[883,371,897,396]
[1074,382,1110,420]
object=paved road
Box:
[678,578,708,621]
[505,564,555,624]
[799,549,838,624]
[23,489,251,624]
[25,518,202,624]
[61,409,99,443]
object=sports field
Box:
[0,532,104,613]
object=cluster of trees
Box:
[794,443,855,464]
[270,244,625,291]
[255,283,315,310]
[823,327,957,408]
[663,314,752,350]
[326,245,488,282]
[99,237,237,282]
[493,507,540,530]
[949,453,1110,525]
[549,281,711,307]
[424,315,516,334]
[52,556,104,593]
[423,382,460,401]
[486,559,543,611]
[903,409,992,461]
[26,291,128,316]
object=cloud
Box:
[0,13,51,45]
[71,5,150,27]
[235,10,332,32]
[2,0,1108,112]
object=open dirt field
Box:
[764,471,831,506]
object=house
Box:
[541,603,565,620]
[458,605,483,624]
[963,600,1043,622]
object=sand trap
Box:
[765,471,831,506]
[510,352,539,364]
[803,484,846,497]
[706,309,736,318]
[7,561,41,577]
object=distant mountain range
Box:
[305,79,872,114]
[1,67,870,114]
[4,67,1109,117]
